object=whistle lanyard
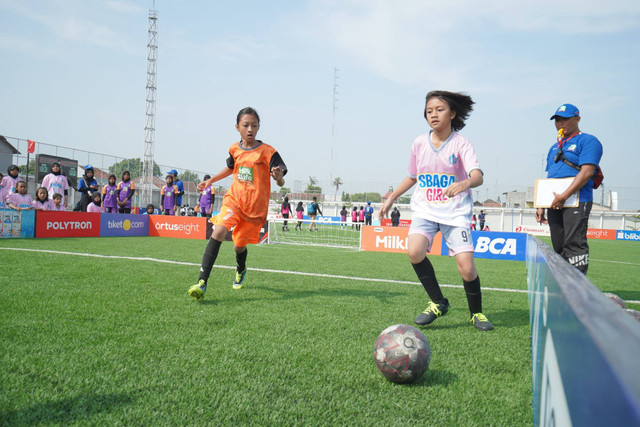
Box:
[557,132,581,150]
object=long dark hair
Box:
[424,91,474,131]
[236,107,260,124]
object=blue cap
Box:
[84,164,94,170]
[550,104,580,120]
[166,169,178,176]
[367,201,371,204]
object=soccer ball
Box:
[603,292,627,309]
[373,324,430,383]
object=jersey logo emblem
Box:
[238,166,254,182]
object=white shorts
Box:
[408,217,474,255]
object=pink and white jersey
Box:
[408,131,481,227]
[41,173,70,203]
[1,175,22,202]
[50,203,66,211]
[32,199,54,210]
[87,202,102,213]
[7,193,33,209]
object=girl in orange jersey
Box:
[189,107,287,300]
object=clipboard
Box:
[534,178,579,208]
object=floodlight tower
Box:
[330,67,339,182]
[142,6,158,206]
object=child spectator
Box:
[471,214,477,230]
[87,191,102,213]
[281,196,292,231]
[161,175,178,215]
[7,181,32,211]
[102,174,119,213]
[2,165,23,203]
[351,206,358,230]
[188,107,287,301]
[295,201,304,231]
[51,193,66,211]
[117,170,135,214]
[31,187,53,210]
[144,203,156,215]
[340,205,348,228]
[358,206,365,228]
[196,174,215,218]
[307,196,322,232]
[41,162,69,209]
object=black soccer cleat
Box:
[414,299,450,326]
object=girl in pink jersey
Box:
[51,193,66,211]
[295,201,304,230]
[41,162,69,209]
[31,187,53,210]
[1,165,22,204]
[380,90,493,331]
[87,192,103,213]
[7,181,32,211]
[351,206,358,230]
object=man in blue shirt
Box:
[364,201,374,226]
[536,104,603,274]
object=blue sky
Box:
[1,0,639,209]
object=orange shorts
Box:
[210,205,263,246]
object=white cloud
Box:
[298,0,640,87]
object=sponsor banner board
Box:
[515,224,550,236]
[1,209,35,238]
[361,225,443,255]
[586,228,616,240]
[527,235,640,426]
[149,215,207,239]
[470,231,526,261]
[100,213,149,237]
[362,227,525,261]
[36,211,100,238]
[380,219,411,228]
[616,229,640,241]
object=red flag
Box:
[27,139,35,153]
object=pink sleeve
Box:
[458,137,481,176]
[41,175,50,189]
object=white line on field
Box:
[0,246,561,297]
[591,258,640,266]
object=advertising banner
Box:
[36,211,100,238]
[149,215,207,239]
[360,226,443,255]
[361,227,526,261]
[586,228,617,240]
[1,209,35,238]
[515,224,550,236]
[616,229,640,242]
[100,213,149,237]
[380,218,411,228]
[470,231,527,261]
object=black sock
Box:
[236,247,248,272]
[463,276,482,314]
[198,238,222,284]
[412,258,446,304]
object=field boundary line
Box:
[0,246,548,297]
